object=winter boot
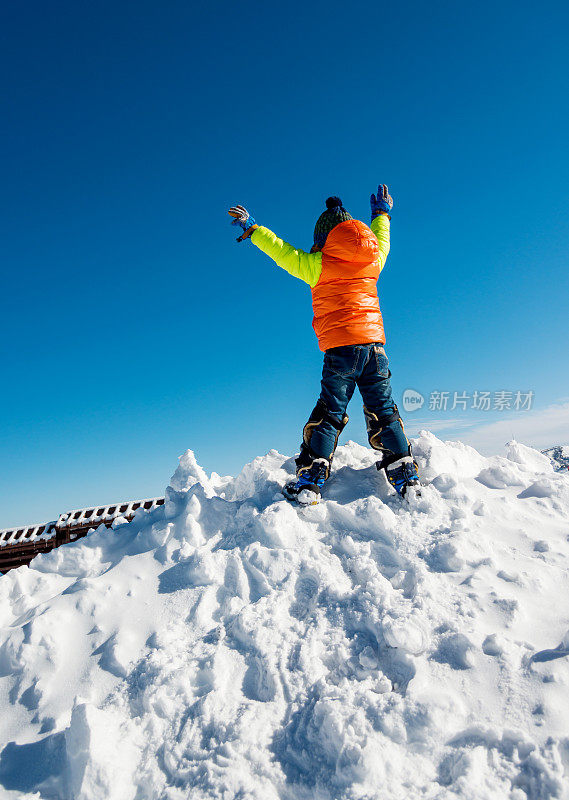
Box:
[283,458,330,505]
[383,456,420,498]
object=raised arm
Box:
[370,184,393,275]
[370,214,390,274]
[228,204,322,288]
[250,227,322,288]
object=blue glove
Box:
[370,184,393,220]
[228,205,256,240]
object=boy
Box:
[228,185,419,504]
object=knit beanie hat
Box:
[313,196,353,249]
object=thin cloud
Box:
[418,402,569,455]
[405,417,485,435]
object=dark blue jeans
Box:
[307,343,410,463]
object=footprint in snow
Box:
[291,568,320,620]
[242,655,277,702]
[221,553,250,602]
[432,633,475,670]
[422,540,465,573]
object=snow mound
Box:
[1,433,569,800]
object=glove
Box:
[228,205,256,241]
[370,184,393,221]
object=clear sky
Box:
[2,0,569,527]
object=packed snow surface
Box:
[1,433,569,800]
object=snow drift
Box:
[1,433,569,800]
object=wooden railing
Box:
[0,497,165,574]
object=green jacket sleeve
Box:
[250,226,322,288]
[370,214,390,275]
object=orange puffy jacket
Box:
[250,214,390,352]
[312,219,384,351]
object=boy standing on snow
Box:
[228,185,420,504]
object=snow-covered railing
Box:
[55,497,165,532]
[0,521,58,548]
[0,496,165,573]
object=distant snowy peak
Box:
[542,444,569,471]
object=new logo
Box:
[402,389,425,412]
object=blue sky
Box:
[2,0,569,527]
